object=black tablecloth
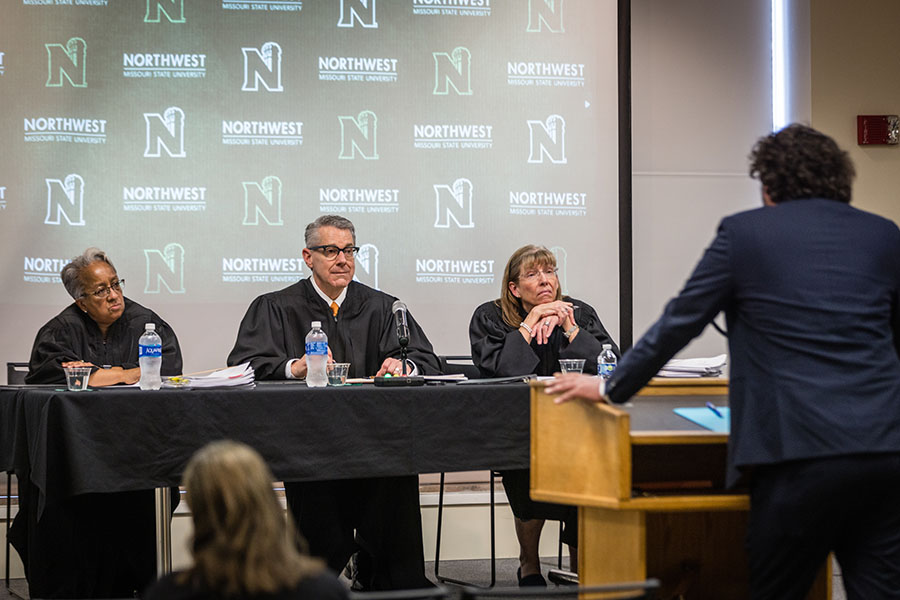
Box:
[0,381,530,513]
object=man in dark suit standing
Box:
[547,124,900,599]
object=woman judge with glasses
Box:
[11,247,182,599]
[469,244,619,586]
[25,246,182,386]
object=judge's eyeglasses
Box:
[84,279,125,299]
[308,245,360,260]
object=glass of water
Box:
[327,362,351,386]
[558,359,586,374]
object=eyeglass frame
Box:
[307,245,360,260]
[519,267,559,282]
[82,279,125,299]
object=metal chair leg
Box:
[433,471,496,588]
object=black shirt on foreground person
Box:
[144,441,349,600]
[11,247,183,599]
[547,125,900,600]
[469,244,619,586]
[227,215,440,591]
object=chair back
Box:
[349,586,455,600]
[439,355,481,379]
[6,362,28,385]
[458,579,660,599]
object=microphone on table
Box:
[392,300,410,348]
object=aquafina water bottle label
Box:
[139,344,162,358]
[305,341,328,356]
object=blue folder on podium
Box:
[674,406,730,433]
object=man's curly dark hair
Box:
[749,124,855,204]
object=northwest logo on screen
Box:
[24,0,109,6]
[0,51,5,77]
[222,0,302,11]
[318,56,398,84]
[123,185,207,213]
[413,123,492,150]
[415,257,494,285]
[23,116,107,145]
[144,243,186,294]
[22,257,68,285]
[509,190,586,217]
[319,187,399,215]
[527,114,567,164]
[353,244,380,290]
[222,257,305,284]
[45,38,86,88]
[434,179,474,229]
[242,42,283,92]
[526,0,564,33]
[433,47,471,96]
[144,0,185,23]
[338,0,377,28]
[144,107,186,158]
[0,186,7,211]
[123,52,207,80]
[243,176,283,226]
[222,119,303,147]
[339,110,378,160]
[508,61,584,88]
[412,0,491,17]
[44,174,86,227]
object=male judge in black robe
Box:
[228,215,441,590]
[11,247,182,599]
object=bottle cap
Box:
[602,343,612,350]
[311,320,321,328]
[145,323,156,331]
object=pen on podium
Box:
[706,401,724,418]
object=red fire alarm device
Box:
[857,115,899,145]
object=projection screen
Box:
[0,0,619,376]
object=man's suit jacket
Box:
[607,198,900,484]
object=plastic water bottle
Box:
[305,320,328,387]
[598,343,617,380]
[138,323,163,390]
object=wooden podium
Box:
[530,379,830,599]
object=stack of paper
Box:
[656,354,727,378]
[164,363,255,388]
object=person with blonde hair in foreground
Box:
[144,441,348,600]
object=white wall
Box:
[630,0,790,359]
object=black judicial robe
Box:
[227,278,440,378]
[226,278,439,590]
[469,297,619,378]
[25,297,183,383]
[11,298,183,599]
[468,298,618,535]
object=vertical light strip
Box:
[771,0,788,130]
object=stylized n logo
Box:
[144,0,185,23]
[45,38,87,88]
[433,47,472,96]
[44,174,85,226]
[339,110,378,160]
[338,0,378,28]
[527,114,567,164]
[144,107,186,158]
[144,243,186,294]
[242,42,283,92]
[527,0,565,33]
[353,244,380,290]
[434,178,474,228]
[242,176,283,226]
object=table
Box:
[1,381,532,512]
[530,380,830,599]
